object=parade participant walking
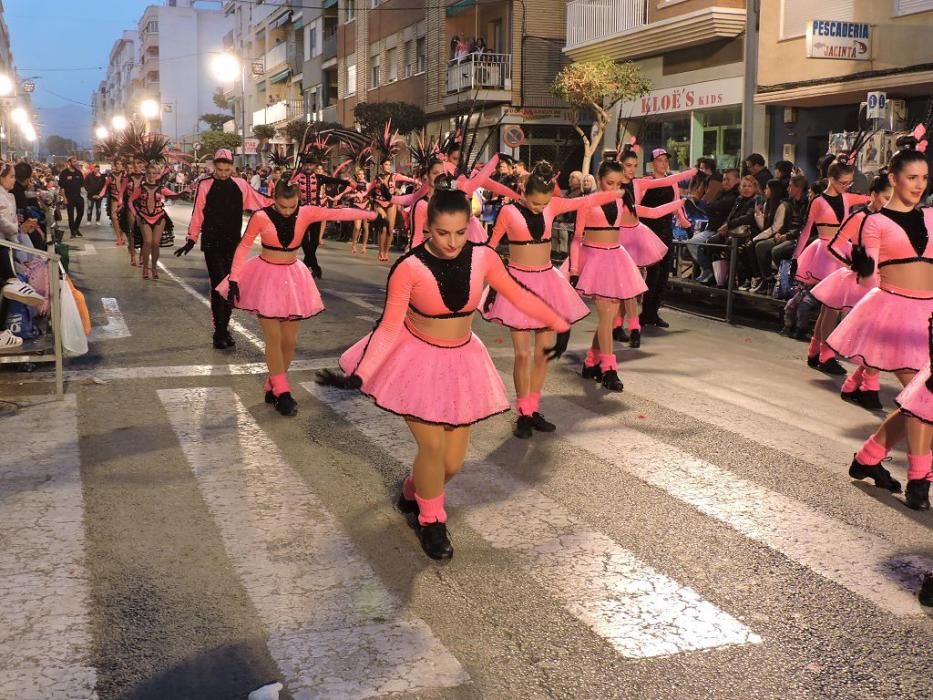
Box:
[84,164,105,225]
[483,161,614,438]
[346,167,372,255]
[99,158,133,261]
[828,136,932,508]
[130,163,185,280]
[175,149,273,350]
[58,156,85,239]
[318,184,571,560]
[794,157,871,374]
[216,179,376,416]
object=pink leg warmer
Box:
[613,315,623,329]
[270,373,289,396]
[841,367,864,393]
[819,343,835,364]
[516,395,536,416]
[402,475,415,500]
[855,436,889,465]
[907,453,932,481]
[860,372,880,391]
[416,491,447,526]
[264,376,273,392]
[627,315,641,331]
[528,392,541,414]
[599,353,618,372]
[584,347,599,368]
[808,337,820,356]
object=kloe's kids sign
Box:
[619,77,743,118]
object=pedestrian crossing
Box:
[2,369,932,698]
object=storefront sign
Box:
[806,20,871,60]
[619,76,743,118]
[503,107,575,123]
[866,91,887,119]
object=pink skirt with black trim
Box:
[810,268,875,312]
[573,245,648,301]
[896,368,933,424]
[215,257,324,321]
[339,324,509,426]
[796,238,850,285]
[480,265,589,330]
[618,222,669,267]
[826,287,933,373]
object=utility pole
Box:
[741,0,760,159]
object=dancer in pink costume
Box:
[482,160,614,438]
[216,179,376,416]
[569,156,692,391]
[794,157,871,375]
[318,184,571,560]
[812,172,892,410]
[129,163,186,280]
[828,135,933,508]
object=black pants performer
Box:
[86,196,102,222]
[204,246,236,339]
[301,223,322,276]
[66,198,85,233]
[642,232,673,322]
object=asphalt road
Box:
[1,201,932,700]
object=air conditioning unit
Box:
[859,99,908,131]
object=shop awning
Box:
[269,11,292,30]
[322,0,337,7]
[447,0,478,17]
[268,69,290,85]
[292,16,305,30]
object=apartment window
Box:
[780,0,853,40]
[416,37,426,74]
[404,40,414,78]
[305,21,319,61]
[386,47,397,82]
[370,57,380,88]
[371,0,381,6]
[345,0,357,22]
[490,19,503,53]
[346,54,357,95]
[894,0,933,15]
[146,20,159,34]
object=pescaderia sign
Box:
[806,20,871,60]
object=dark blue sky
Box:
[6,0,153,144]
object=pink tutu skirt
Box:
[826,288,933,373]
[339,324,509,426]
[810,268,874,312]
[618,223,669,267]
[796,238,849,285]
[574,245,648,301]
[896,369,933,424]
[480,265,590,330]
[215,257,324,321]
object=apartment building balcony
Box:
[322,31,337,62]
[564,0,746,62]
[141,30,159,52]
[321,104,338,125]
[446,53,511,103]
[253,99,305,127]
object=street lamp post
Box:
[0,73,15,160]
[211,52,246,165]
[140,99,160,135]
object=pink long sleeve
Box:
[549,189,616,215]
[229,211,265,282]
[482,176,522,202]
[793,197,828,259]
[635,198,685,220]
[827,211,863,262]
[411,200,428,248]
[186,179,211,242]
[633,168,697,204]
[393,183,429,207]
[237,180,274,211]
[487,206,512,248]
[296,205,377,229]
[482,248,570,332]
[458,154,499,197]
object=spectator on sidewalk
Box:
[744,153,773,191]
[84,164,105,225]
[687,168,739,284]
[58,156,85,238]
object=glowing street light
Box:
[95,126,109,140]
[112,115,128,131]
[22,123,36,142]
[211,53,240,83]
[140,99,160,120]
[10,107,28,125]
[0,74,13,97]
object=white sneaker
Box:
[2,278,44,306]
[0,328,23,353]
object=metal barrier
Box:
[0,238,63,397]
[668,237,739,324]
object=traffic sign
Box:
[21,80,35,94]
[867,91,887,120]
[503,125,525,149]
[193,141,202,151]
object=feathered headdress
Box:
[448,94,505,178]
[117,122,147,161]
[372,120,404,162]
[94,134,123,162]
[407,130,440,177]
[300,134,335,165]
[267,146,290,168]
[135,132,171,165]
[317,126,375,172]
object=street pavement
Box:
[1,201,932,700]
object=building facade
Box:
[756,0,933,179]
[92,31,138,139]
[564,0,766,174]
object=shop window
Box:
[780,0,852,40]
[696,107,743,171]
[642,115,691,172]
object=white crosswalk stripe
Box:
[158,387,469,699]
[303,382,762,659]
[0,397,98,699]
[89,298,130,341]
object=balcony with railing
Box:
[253,98,305,126]
[565,0,648,51]
[322,31,337,61]
[264,40,295,73]
[446,53,511,97]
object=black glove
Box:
[310,264,322,280]
[315,368,362,390]
[483,288,498,313]
[569,275,579,288]
[227,280,240,305]
[544,329,571,361]
[174,239,195,256]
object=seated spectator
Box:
[773,160,794,188]
[749,178,788,293]
[687,167,738,283]
[581,174,597,194]
[744,153,772,191]
[707,175,761,289]
[696,156,722,203]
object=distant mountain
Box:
[35,104,93,148]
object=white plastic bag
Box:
[59,275,88,357]
[712,259,729,288]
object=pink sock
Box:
[516,395,536,416]
[270,373,289,396]
[584,347,599,367]
[402,475,415,500]
[627,316,641,331]
[860,372,880,391]
[415,491,447,526]
[841,367,864,393]
[907,453,932,481]
[613,315,623,329]
[855,436,889,465]
[819,343,835,364]
[264,376,273,392]
[808,337,820,356]
[599,353,618,372]
[529,392,541,414]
